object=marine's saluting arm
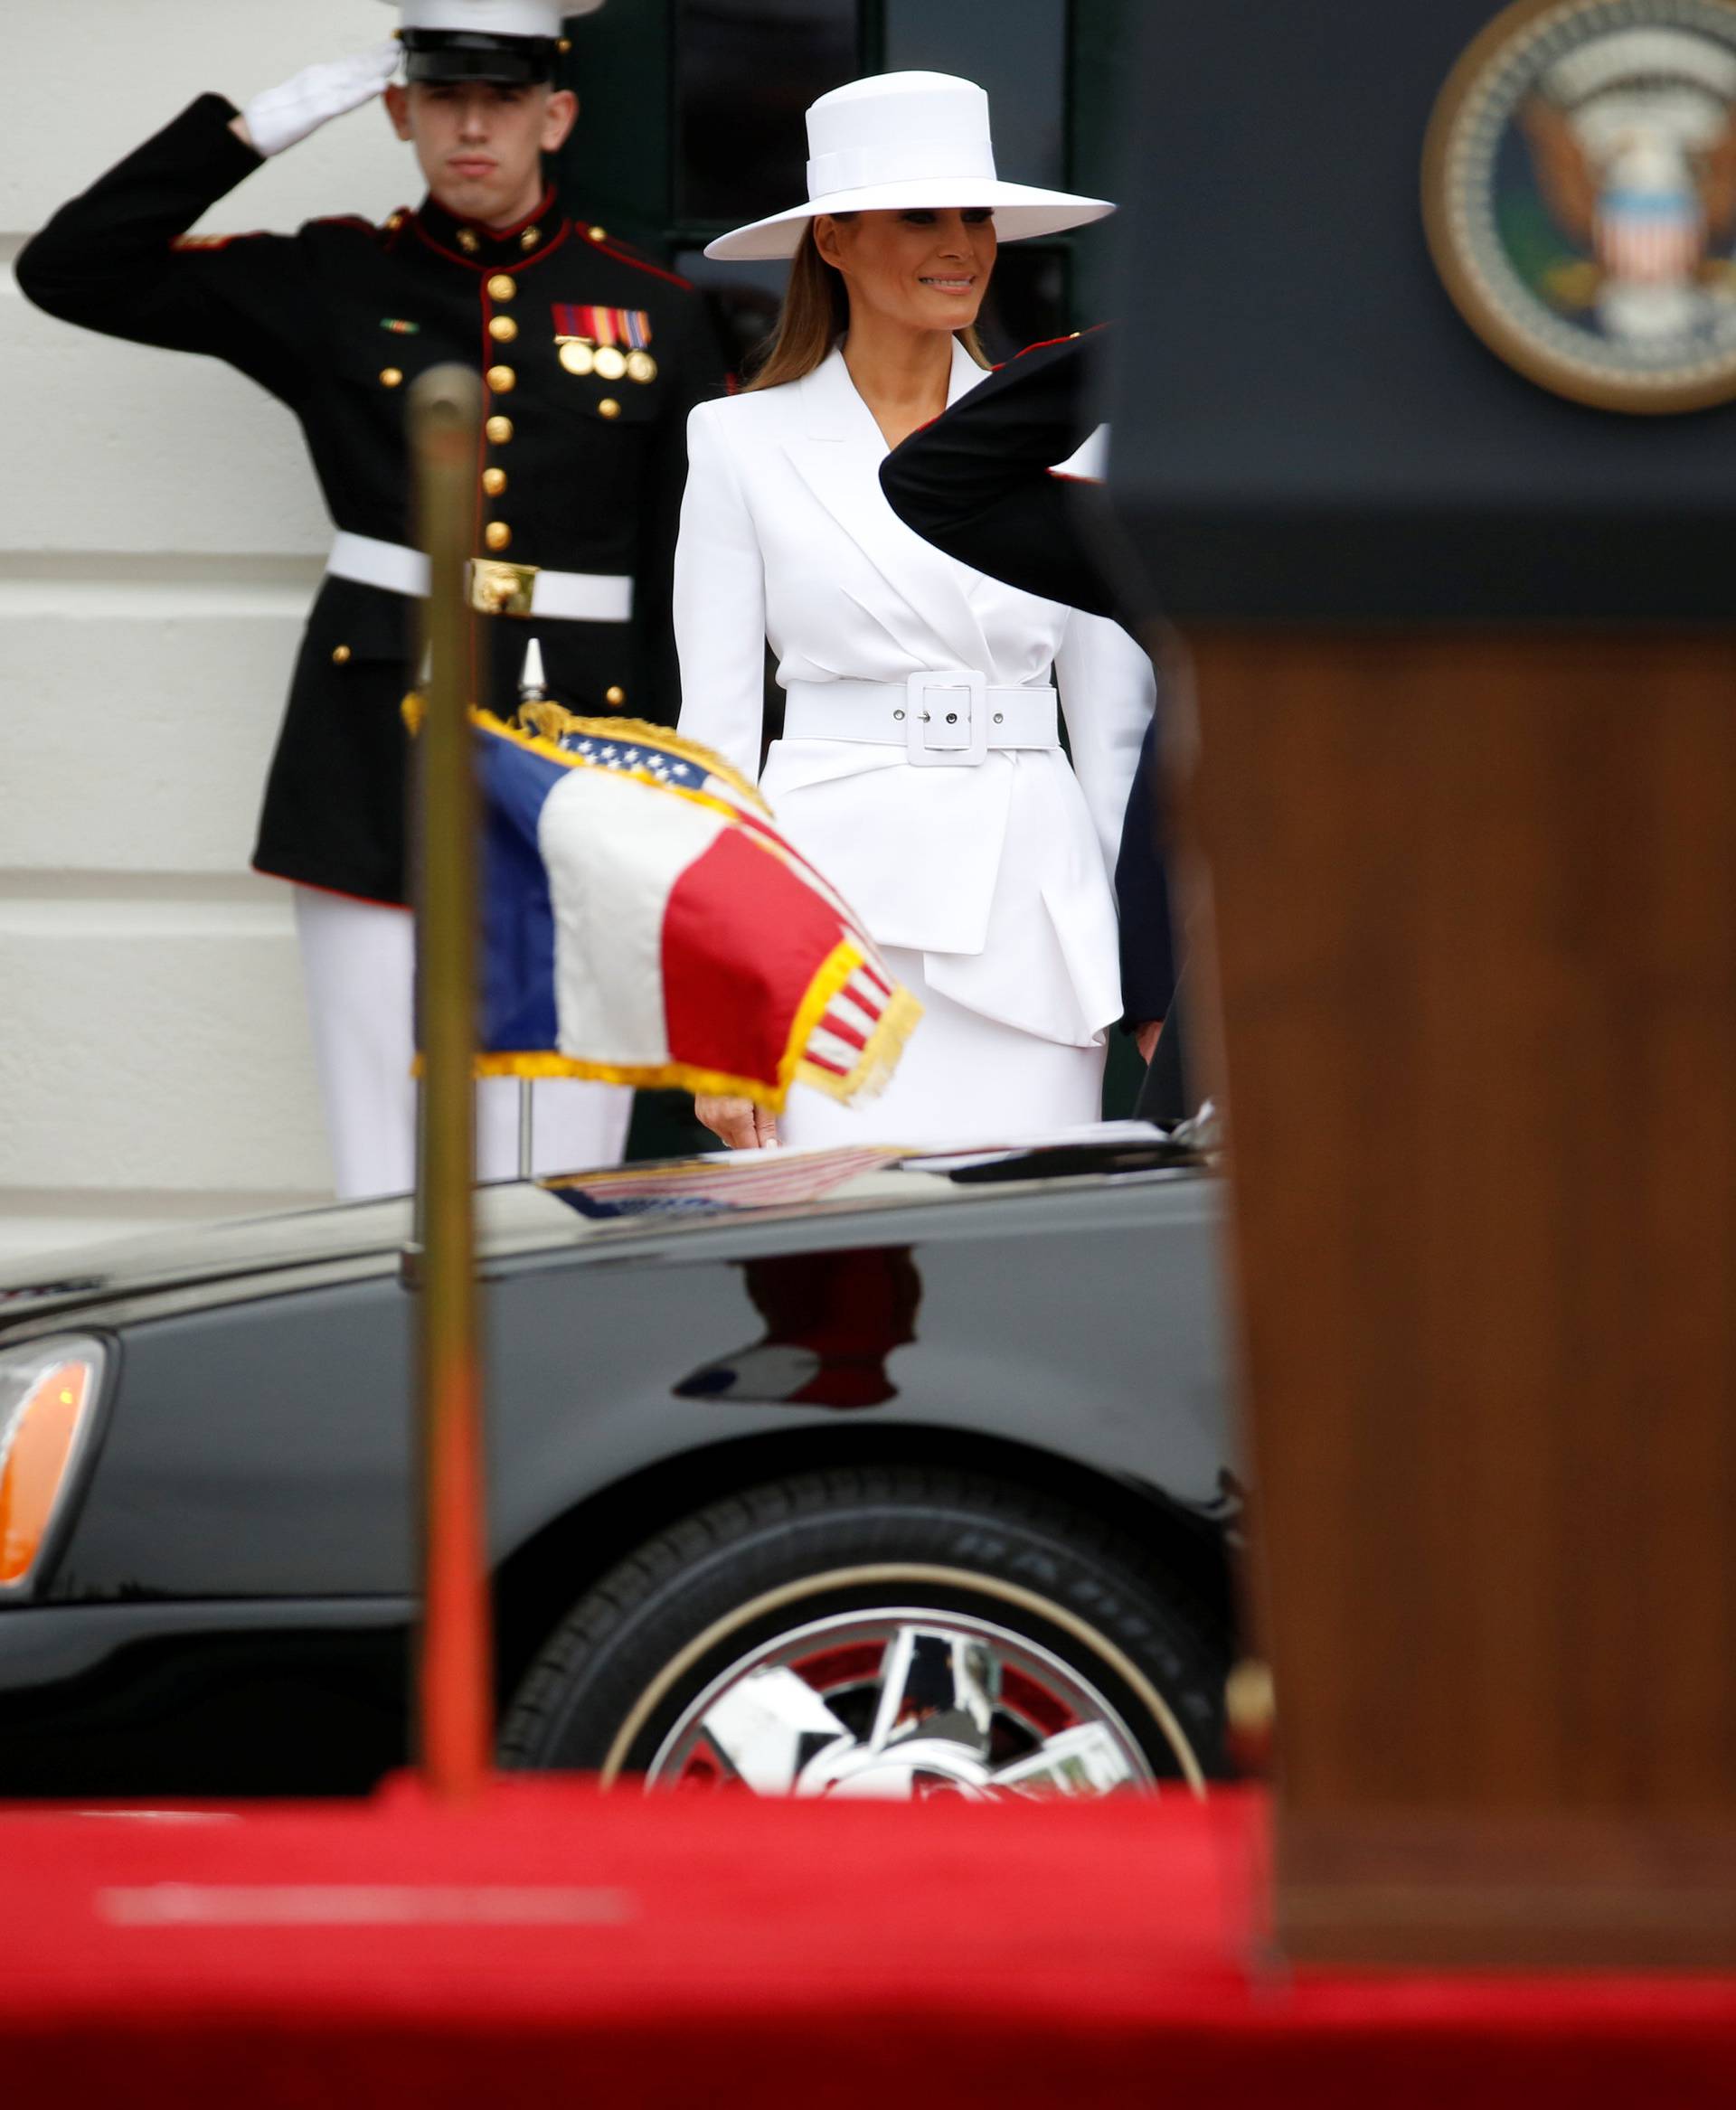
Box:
[16,96,314,391]
[231,42,401,158]
[12,45,393,389]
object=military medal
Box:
[552,303,654,383]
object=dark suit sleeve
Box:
[1115,721,1176,1023]
[14,94,321,404]
[879,331,1120,618]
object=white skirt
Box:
[778,946,1105,1151]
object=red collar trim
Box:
[413,184,564,268]
[488,186,560,242]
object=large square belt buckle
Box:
[905,670,989,768]
[468,558,539,618]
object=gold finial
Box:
[1224,1659,1276,1776]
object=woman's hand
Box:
[1134,1020,1163,1065]
[695,1096,780,1150]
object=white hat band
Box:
[806,137,998,200]
[395,1,567,34]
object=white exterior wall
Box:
[1,3,421,1260]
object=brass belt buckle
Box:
[468,558,539,618]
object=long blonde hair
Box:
[744,219,989,392]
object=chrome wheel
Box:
[645,1607,1159,1799]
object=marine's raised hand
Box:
[235,42,401,158]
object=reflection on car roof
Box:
[542,1124,1199,1226]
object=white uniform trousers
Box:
[293,886,632,1201]
[778,947,1105,1151]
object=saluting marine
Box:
[16,0,717,1198]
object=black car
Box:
[0,1135,1238,1802]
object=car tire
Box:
[498,1466,1231,1796]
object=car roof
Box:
[0,1127,1208,1332]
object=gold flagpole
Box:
[410,363,493,1800]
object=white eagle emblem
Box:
[1522,26,1736,341]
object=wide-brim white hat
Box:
[704,71,1115,262]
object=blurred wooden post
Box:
[1185,626,1736,1966]
[410,364,493,1801]
[1099,0,1736,1967]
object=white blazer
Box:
[674,340,1154,1047]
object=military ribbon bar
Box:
[552,304,653,347]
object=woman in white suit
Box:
[675,71,1155,1149]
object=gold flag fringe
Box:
[478,705,770,815]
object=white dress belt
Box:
[326,530,634,623]
[782,676,1059,768]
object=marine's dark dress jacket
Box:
[16,94,715,905]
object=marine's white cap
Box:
[705,72,1113,262]
[381,2,604,83]
[384,2,602,34]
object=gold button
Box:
[482,466,507,495]
[486,415,514,444]
[598,397,621,419]
[520,225,541,252]
[386,211,405,232]
[588,224,608,242]
[486,364,516,392]
[485,521,512,551]
[487,273,516,301]
[380,366,403,388]
[489,315,519,344]
[558,35,572,52]
[605,685,626,706]
[332,645,353,665]
[458,228,480,254]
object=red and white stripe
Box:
[561,1144,901,1207]
[1596,200,1703,286]
[804,966,895,1081]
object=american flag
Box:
[469,710,922,1113]
[546,1144,906,1220]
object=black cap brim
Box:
[402,31,557,86]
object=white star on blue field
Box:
[557,732,705,788]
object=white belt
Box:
[326,531,633,623]
[782,675,1059,769]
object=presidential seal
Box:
[1425,0,1736,411]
